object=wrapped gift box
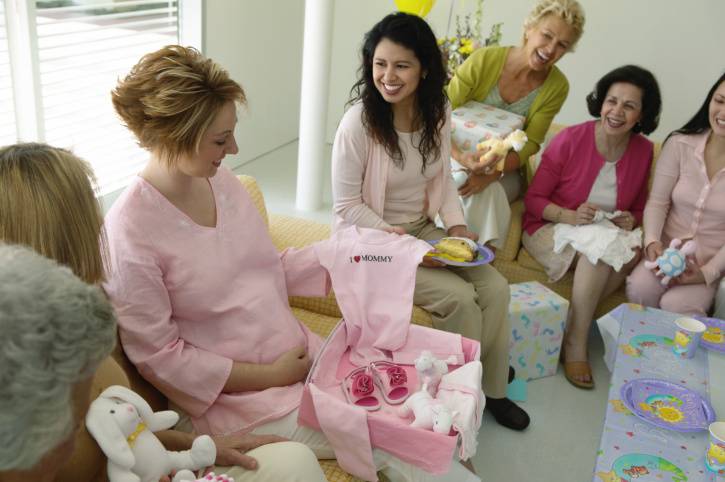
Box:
[507,281,569,381]
[450,101,525,152]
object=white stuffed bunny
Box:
[414,351,449,397]
[86,385,216,482]
[398,384,457,434]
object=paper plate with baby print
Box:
[425,238,494,267]
[621,378,716,432]
[695,316,725,353]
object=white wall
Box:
[204,0,306,170]
[325,0,725,143]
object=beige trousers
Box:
[395,218,511,398]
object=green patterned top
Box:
[484,84,540,118]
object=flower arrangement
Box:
[438,0,503,82]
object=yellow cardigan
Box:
[446,45,569,182]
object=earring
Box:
[422,73,427,79]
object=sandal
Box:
[560,347,594,389]
[342,366,381,411]
[371,361,410,404]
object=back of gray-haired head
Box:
[0,245,117,470]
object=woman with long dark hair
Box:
[627,72,725,315]
[332,12,529,431]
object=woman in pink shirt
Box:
[332,12,529,432]
[104,45,475,482]
[627,73,725,315]
[523,65,662,388]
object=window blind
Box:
[0,1,17,147]
[35,0,180,194]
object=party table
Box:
[593,304,724,481]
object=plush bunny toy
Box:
[86,385,216,482]
[476,129,528,172]
[643,238,697,285]
[398,384,457,434]
[414,351,449,397]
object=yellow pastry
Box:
[433,237,476,262]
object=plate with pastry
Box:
[425,237,494,267]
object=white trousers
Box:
[448,161,521,249]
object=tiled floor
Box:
[234,140,611,482]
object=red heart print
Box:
[354,256,360,263]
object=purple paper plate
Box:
[620,378,716,432]
[426,239,495,267]
[695,316,725,353]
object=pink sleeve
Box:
[643,139,680,248]
[702,247,725,286]
[331,108,392,229]
[279,245,331,297]
[630,144,653,226]
[105,238,232,418]
[437,108,466,229]
[524,130,569,219]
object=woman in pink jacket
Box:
[627,72,725,316]
[331,12,529,431]
[522,65,661,388]
[104,45,478,482]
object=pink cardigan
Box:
[104,167,329,435]
[643,131,725,286]
[523,121,653,235]
[331,102,465,232]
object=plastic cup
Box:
[672,317,706,359]
[706,421,725,474]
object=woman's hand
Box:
[271,345,311,386]
[573,202,599,225]
[447,225,478,241]
[211,433,289,470]
[420,256,445,268]
[611,211,636,231]
[384,226,406,235]
[645,241,664,261]
[458,172,498,197]
[673,258,706,286]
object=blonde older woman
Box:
[447,0,585,249]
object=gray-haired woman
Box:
[0,245,117,482]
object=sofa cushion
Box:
[517,246,547,273]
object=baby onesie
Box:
[313,226,432,365]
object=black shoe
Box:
[508,365,515,384]
[486,397,530,431]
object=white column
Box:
[5,0,44,141]
[296,0,334,211]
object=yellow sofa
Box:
[491,124,663,319]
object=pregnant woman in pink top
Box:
[627,72,725,315]
[104,45,478,482]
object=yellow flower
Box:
[657,406,684,423]
[458,39,474,55]
[638,402,653,413]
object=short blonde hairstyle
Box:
[112,45,246,165]
[523,0,585,49]
[0,143,106,284]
